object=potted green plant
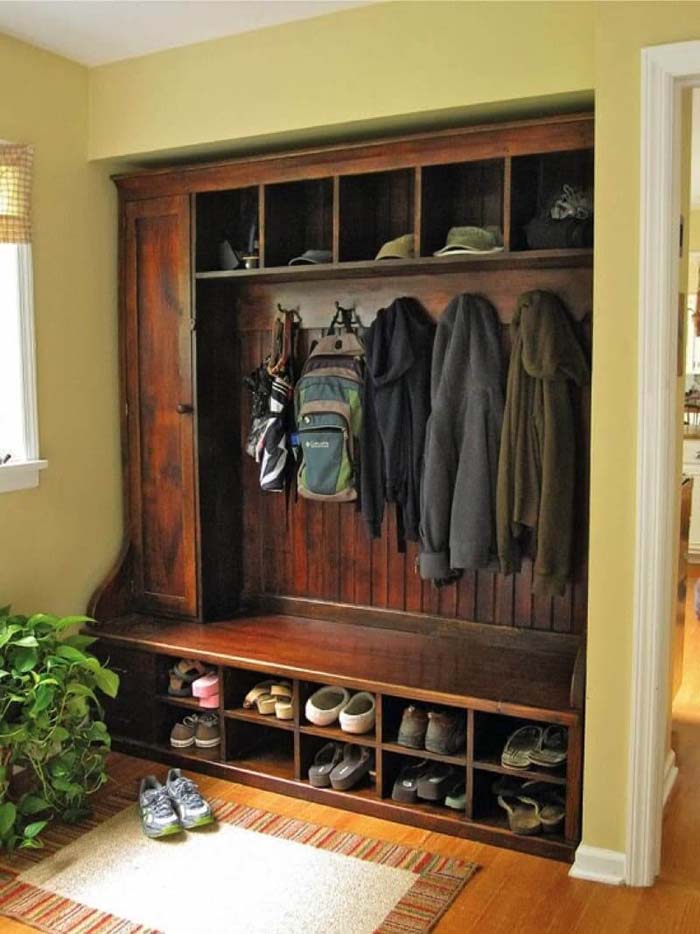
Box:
[0,606,119,851]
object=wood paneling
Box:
[216,258,591,633]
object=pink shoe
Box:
[192,672,219,699]
[199,693,220,709]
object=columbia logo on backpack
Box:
[294,329,364,502]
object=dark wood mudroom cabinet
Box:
[123,195,198,618]
[90,113,593,862]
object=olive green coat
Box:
[497,290,589,597]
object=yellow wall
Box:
[0,34,120,616]
[7,0,700,859]
[691,210,700,253]
[88,1,595,160]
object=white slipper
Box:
[305,685,350,726]
[339,692,376,735]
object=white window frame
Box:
[0,243,47,493]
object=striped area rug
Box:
[0,789,478,933]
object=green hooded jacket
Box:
[497,290,589,597]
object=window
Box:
[0,143,45,492]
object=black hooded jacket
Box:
[361,297,435,542]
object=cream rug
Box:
[0,791,478,933]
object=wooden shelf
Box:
[473,757,567,786]
[195,248,593,283]
[382,741,466,767]
[226,750,295,781]
[475,811,566,848]
[300,721,377,746]
[225,707,295,731]
[153,742,222,765]
[155,693,202,711]
[299,779,378,802]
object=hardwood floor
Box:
[1,737,700,933]
[4,589,700,934]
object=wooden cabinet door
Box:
[123,195,199,618]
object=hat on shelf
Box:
[288,249,332,266]
[375,233,415,261]
[433,226,504,255]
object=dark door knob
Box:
[176,403,194,414]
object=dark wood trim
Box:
[114,113,593,200]
[194,247,593,282]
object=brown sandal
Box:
[497,792,542,835]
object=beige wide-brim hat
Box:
[375,233,415,261]
[434,225,504,255]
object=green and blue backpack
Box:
[294,328,364,502]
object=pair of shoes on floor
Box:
[391,759,465,808]
[493,777,565,835]
[168,659,219,708]
[170,713,221,749]
[308,742,373,791]
[139,769,214,838]
[305,686,375,734]
[397,705,466,755]
[243,680,293,719]
[501,725,568,770]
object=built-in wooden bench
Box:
[89,613,583,862]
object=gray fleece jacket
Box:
[419,294,504,580]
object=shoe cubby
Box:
[299,733,377,798]
[225,718,295,780]
[299,679,378,744]
[381,749,469,819]
[156,703,222,764]
[222,667,296,730]
[381,695,468,765]
[473,712,567,784]
[153,654,219,711]
[420,159,504,256]
[195,186,260,272]
[472,770,566,843]
[510,148,594,251]
[264,178,334,268]
[338,169,415,262]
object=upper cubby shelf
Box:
[189,116,594,280]
[194,248,593,282]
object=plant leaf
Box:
[12,646,38,673]
[23,820,48,839]
[62,635,97,651]
[0,802,17,836]
[93,666,119,699]
[19,794,50,816]
[55,645,88,663]
[0,605,11,617]
[54,616,94,631]
[11,635,39,648]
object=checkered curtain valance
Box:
[0,144,33,243]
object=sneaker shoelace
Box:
[143,787,175,818]
[168,776,206,808]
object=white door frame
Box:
[628,41,700,887]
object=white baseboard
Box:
[569,844,626,885]
[663,749,679,807]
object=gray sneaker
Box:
[165,768,214,829]
[139,775,183,838]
